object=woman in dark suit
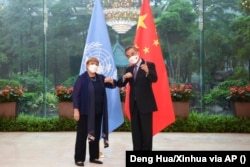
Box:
[116,46,158,151]
[73,57,114,166]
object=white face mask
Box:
[88,64,98,73]
[128,55,139,64]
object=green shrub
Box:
[61,75,78,87]
[19,92,57,116]
[204,66,249,105]
[164,112,250,133]
[0,79,21,89]
[1,112,250,132]
[204,79,249,105]
[9,69,53,92]
[0,113,76,131]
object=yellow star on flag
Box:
[143,47,149,54]
[137,14,147,29]
[153,39,159,46]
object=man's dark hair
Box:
[125,45,138,53]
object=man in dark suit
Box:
[116,46,158,151]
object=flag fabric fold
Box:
[79,0,124,133]
[124,0,175,136]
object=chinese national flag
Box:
[124,0,175,136]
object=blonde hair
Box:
[86,57,99,65]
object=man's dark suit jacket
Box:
[117,59,158,114]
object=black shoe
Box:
[90,159,103,164]
[75,161,84,166]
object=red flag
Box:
[124,0,175,136]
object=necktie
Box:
[133,65,138,80]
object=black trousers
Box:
[131,101,153,151]
[74,114,102,162]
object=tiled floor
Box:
[0,132,249,167]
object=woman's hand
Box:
[73,109,80,121]
[104,77,114,85]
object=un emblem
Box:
[81,42,117,79]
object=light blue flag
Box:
[79,0,124,133]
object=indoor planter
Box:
[55,85,73,119]
[170,83,193,118]
[172,102,190,118]
[227,84,250,118]
[233,102,250,118]
[0,85,24,118]
[58,102,73,119]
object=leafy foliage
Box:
[155,0,197,82]
[0,79,20,89]
[0,113,76,131]
[226,84,250,102]
[0,85,24,103]
[0,0,249,115]
[204,82,239,105]
[18,92,57,116]
[163,112,250,133]
[1,112,250,133]
[61,75,78,87]
[10,69,53,93]
[55,85,73,102]
[170,83,194,102]
[204,69,249,105]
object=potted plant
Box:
[55,85,73,118]
[226,84,250,118]
[0,85,24,118]
[170,83,193,118]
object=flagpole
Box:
[43,0,48,117]
[199,0,204,112]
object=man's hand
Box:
[123,72,133,81]
[140,61,149,73]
